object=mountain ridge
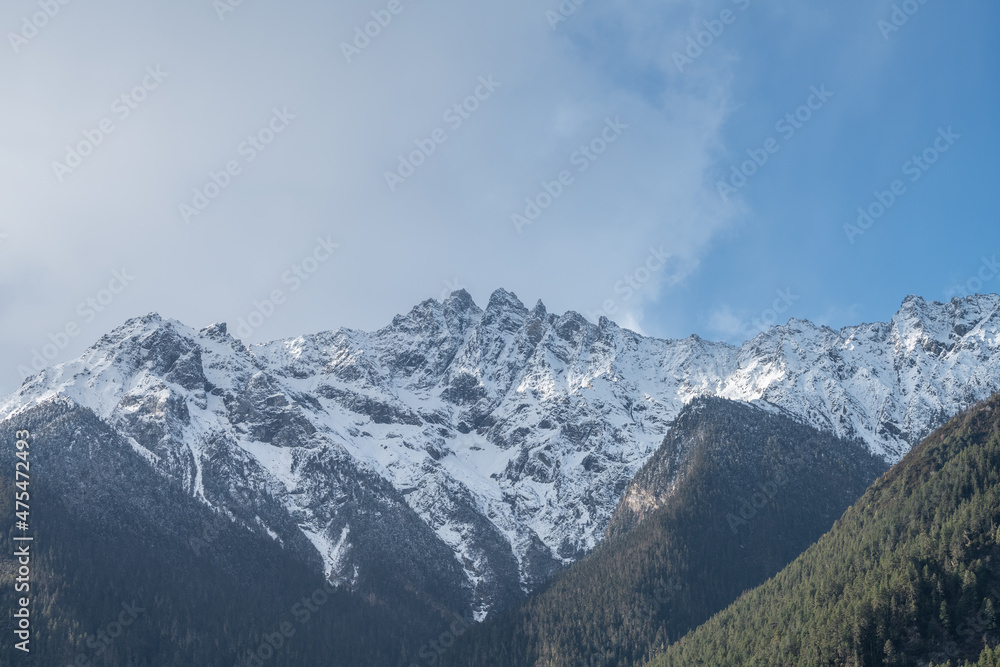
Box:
[3,290,1000,617]
[650,392,1000,666]
[439,396,888,667]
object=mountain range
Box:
[3,290,1000,622]
[439,396,889,666]
[651,392,1000,667]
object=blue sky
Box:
[0,0,997,393]
[658,0,1000,340]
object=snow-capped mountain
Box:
[3,290,999,617]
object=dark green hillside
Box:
[0,401,453,666]
[443,397,888,667]
[939,644,1000,666]
[653,394,1000,667]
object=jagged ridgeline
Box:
[651,394,1000,667]
[2,291,1000,665]
[2,292,999,624]
[441,397,888,667]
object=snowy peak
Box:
[4,291,1000,618]
[894,294,1000,352]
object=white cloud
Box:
[0,0,744,393]
[706,305,745,339]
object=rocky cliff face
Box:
[3,290,999,616]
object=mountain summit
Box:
[3,291,1000,617]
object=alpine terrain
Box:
[2,289,1000,623]
[651,393,1000,667]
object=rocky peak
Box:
[481,289,529,331]
[5,290,1000,619]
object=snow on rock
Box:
[3,292,1000,614]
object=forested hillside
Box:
[652,394,1000,667]
[0,401,454,666]
[442,398,888,667]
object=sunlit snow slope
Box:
[3,290,999,616]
